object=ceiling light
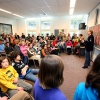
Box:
[70,0,76,8]
[69,8,74,15]
[0,8,12,14]
[12,14,24,18]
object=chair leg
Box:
[33,60,36,68]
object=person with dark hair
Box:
[5,42,14,54]
[73,54,100,100]
[21,33,26,39]
[10,51,39,82]
[33,55,67,100]
[82,30,94,68]
[0,56,32,98]
[41,44,49,58]
[50,33,55,40]
[14,33,19,39]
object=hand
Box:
[0,96,8,100]
[17,87,24,91]
[21,70,26,76]
[13,78,18,84]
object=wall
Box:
[0,17,18,34]
[87,3,100,61]
[17,19,27,36]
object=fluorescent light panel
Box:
[13,14,24,18]
[70,0,76,8]
[69,8,74,15]
[0,8,12,14]
[0,8,24,18]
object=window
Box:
[70,19,83,30]
[27,22,36,30]
[41,21,50,30]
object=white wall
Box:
[51,16,70,34]
[87,3,100,61]
[17,19,27,36]
[0,17,18,34]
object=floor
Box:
[59,53,92,100]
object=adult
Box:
[82,30,94,68]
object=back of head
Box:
[86,54,100,98]
[38,55,64,88]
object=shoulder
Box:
[76,82,85,90]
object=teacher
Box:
[82,30,94,69]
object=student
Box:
[28,43,41,65]
[0,56,32,98]
[41,44,49,58]
[33,55,67,100]
[0,91,34,100]
[73,54,100,100]
[10,51,39,82]
[5,42,14,55]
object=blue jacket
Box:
[73,82,99,100]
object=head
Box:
[21,40,25,46]
[9,51,21,62]
[38,55,64,88]
[0,56,10,69]
[87,30,93,36]
[28,43,33,48]
[6,42,10,47]
[42,44,47,50]
[86,54,100,97]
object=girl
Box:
[41,44,49,58]
[0,56,32,98]
[73,54,100,100]
[33,55,67,100]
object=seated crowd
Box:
[0,32,99,100]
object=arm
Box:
[42,49,47,57]
[0,75,17,90]
[21,65,29,76]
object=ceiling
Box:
[0,0,99,19]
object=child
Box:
[33,55,67,100]
[0,56,32,98]
[73,54,100,100]
[10,51,39,82]
[28,43,41,65]
[41,44,49,58]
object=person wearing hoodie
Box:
[73,54,100,100]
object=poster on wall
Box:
[90,24,100,48]
[0,23,12,34]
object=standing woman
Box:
[82,30,94,68]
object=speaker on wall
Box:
[95,8,99,25]
[79,23,86,30]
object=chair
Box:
[79,46,85,57]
